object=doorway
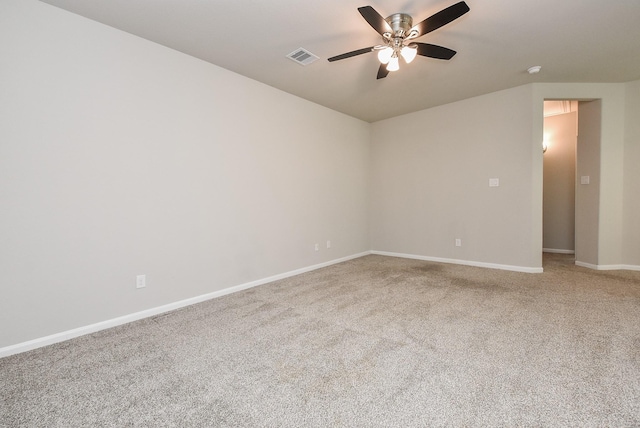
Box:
[541,99,602,268]
[542,100,577,256]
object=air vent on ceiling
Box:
[286,48,319,66]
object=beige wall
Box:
[370,85,538,270]
[543,112,576,252]
[623,80,640,266]
[575,101,602,265]
[371,82,635,271]
[0,0,370,348]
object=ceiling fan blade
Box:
[376,64,390,79]
[412,42,457,60]
[410,1,470,37]
[358,6,393,36]
[328,46,375,62]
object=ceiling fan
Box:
[328,1,470,79]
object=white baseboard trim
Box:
[543,248,575,254]
[371,251,543,273]
[575,261,640,271]
[0,251,371,359]
[574,261,598,270]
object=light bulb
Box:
[377,47,393,64]
[401,45,417,63]
[387,55,400,72]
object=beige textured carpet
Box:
[2,254,640,426]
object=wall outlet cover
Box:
[136,274,146,289]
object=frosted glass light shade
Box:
[377,47,393,64]
[387,56,400,71]
[401,46,417,63]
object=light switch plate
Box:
[581,176,590,185]
[489,178,500,187]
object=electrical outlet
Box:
[136,274,146,289]
[326,240,331,249]
[455,239,462,247]
[314,243,319,251]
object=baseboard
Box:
[574,261,598,270]
[575,261,640,271]
[543,248,575,254]
[0,251,371,359]
[371,251,543,273]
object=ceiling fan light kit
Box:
[401,46,418,64]
[328,1,470,79]
[377,12,417,72]
[387,55,400,71]
[377,47,393,64]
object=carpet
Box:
[2,254,639,426]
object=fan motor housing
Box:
[385,13,413,35]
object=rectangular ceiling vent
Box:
[286,48,319,66]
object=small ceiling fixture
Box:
[528,65,542,74]
[328,2,470,79]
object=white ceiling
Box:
[38,0,640,122]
